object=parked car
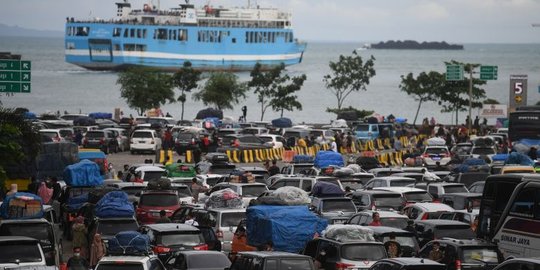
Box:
[103,127,130,152]
[468,181,485,194]
[369,258,445,270]
[418,238,503,270]
[0,236,48,268]
[83,130,119,154]
[363,176,417,189]
[165,250,231,270]
[269,176,342,193]
[493,258,540,270]
[221,134,273,151]
[309,197,357,224]
[87,217,139,243]
[350,189,404,211]
[130,129,162,154]
[440,193,481,210]
[140,223,208,262]
[367,226,420,257]
[413,220,475,247]
[347,210,409,229]
[374,187,433,204]
[39,129,65,142]
[424,182,469,202]
[422,145,451,168]
[438,209,479,227]
[257,134,286,149]
[230,251,315,270]
[136,190,180,224]
[402,202,455,220]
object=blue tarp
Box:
[23,112,37,119]
[246,205,327,253]
[95,191,134,218]
[63,159,103,187]
[311,181,345,197]
[67,193,89,211]
[293,155,314,163]
[78,151,106,160]
[203,117,220,129]
[89,112,112,119]
[314,151,344,168]
[505,152,534,166]
[0,192,43,219]
[463,158,486,166]
[271,118,293,128]
[108,231,150,255]
[492,154,509,162]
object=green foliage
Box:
[0,107,41,188]
[172,62,202,121]
[483,98,500,104]
[399,71,445,125]
[437,61,487,125]
[324,51,376,110]
[194,72,247,111]
[248,63,284,121]
[326,106,374,120]
[117,67,175,116]
[269,74,307,117]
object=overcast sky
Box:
[2,0,540,43]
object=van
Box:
[130,129,162,154]
[355,123,394,140]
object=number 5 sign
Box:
[510,74,528,112]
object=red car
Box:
[136,190,180,224]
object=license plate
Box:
[432,157,441,160]
[152,212,160,217]
[333,219,346,224]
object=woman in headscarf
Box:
[37,181,53,205]
[89,233,106,267]
[72,216,88,259]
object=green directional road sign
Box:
[480,65,498,80]
[446,65,464,81]
[0,58,31,93]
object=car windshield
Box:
[382,235,417,247]
[373,195,403,209]
[96,264,144,270]
[60,130,73,137]
[472,148,496,155]
[293,166,313,174]
[461,247,500,264]
[175,187,192,197]
[258,137,272,143]
[0,243,42,263]
[0,223,52,244]
[132,132,152,138]
[425,148,448,155]
[356,125,369,132]
[404,192,432,202]
[341,244,386,261]
[86,132,105,138]
[444,185,468,193]
[40,132,57,139]
[188,253,231,268]
[160,232,202,246]
[390,179,416,187]
[177,133,194,140]
[121,187,144,196]
[140,194,178,207]
[143,172,166,182]
[322,200,356,212]
[380,218,409,229]
[433,225,475,239]
[340,180,363,190]
[241,185,267,197]
[204,177,221,186]
[220,212,245,227]
[97,220,139,236]
[280,259,313,269]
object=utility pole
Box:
[468,65,473,135]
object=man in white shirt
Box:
[330,138,338,152]
[184,213,199,226]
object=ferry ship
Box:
[64,1,306,71]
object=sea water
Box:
[1,36,540,125]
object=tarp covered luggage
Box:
[314,151,344,168]
[67,193,89,211]
[165,163,196,178]
[323,225,375,242]
[505,152,534,166]
[333,167,354,177]
[205,188,243,209]
[271,117,293,128]
[73,116,96,126]
[272,186,310,205]
[0,192,43,219]
[147,178,172,190]
[293,155,314,163]
[88,187,117,204]
[311,181,345,197]
[63,159,103,187]
[246,205,327,253]
[107,231,150,255]
[356,156,381,171]
[426,137,446,146]
[95,191,135,218]
[492,154,508,163]
[88,112,112,119]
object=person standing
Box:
[268,160,280,176]
[67,247,89,270]
[241,106,247,122]
[368,212,382,226]
[330,138,338,152]
[74,129,83,146]
[89,234,106,268]
[191,178,208,203]
[72,216,88,259]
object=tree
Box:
[323,51,376,110]
[117,67,175,116]
[483,98,500,104]
[248,63,285,121]
[399,71,445,125]
[436,61,487,125]
[0,107,41,189]
[193,72,247,111]
[172,62,201,121]
[270,74,307,117]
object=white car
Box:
[257,134,286,149]
[374,187,433,204]
[403,202,455,220]
[39,129,65,142]
[130,129,162,154]
[422,145,451,167]
[95,255,164,270]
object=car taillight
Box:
[216,230,223,238]
[193,244,208,250]
[422,153,429,158]
[455,259,462,270]
[336,262,354,270]
[421,213,429,220]
[153,245,171,254]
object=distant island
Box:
[368,40,464,50]
[0,23,63,38]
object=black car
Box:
[83,130,119,154]
[418,238,504,270]
[140,223,207,262]
[350,189,404,211]
[366,226,419,257]
[370,258,446,270]
[414,220,475,247]
[174,131,209,155]
[230,251,315,270]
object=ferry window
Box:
[137,29,142,38]
[113,28,121,37]
[156,28,168,40]
[179,29,188,41]
[232,38,236,43]
[76,26,89,36]
[510,188,535,217]
[124,29,129,38]
[142,29,147,38]
[114,44,120,51]
[289,32,294,42]
[130,28,135,38]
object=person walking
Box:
[67,247,90,270]
[89,234,106,268]
[191,178,208,203]
[72,216,88,259]
[330,137,338,152]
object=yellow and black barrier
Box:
[185,150,192,163]
[158,150,174,165]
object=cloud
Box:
[404,2,449,21]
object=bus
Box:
[508,107,540,143]
[477,174,540,258]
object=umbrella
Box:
[271,117,293,128]
[196,108,223,120]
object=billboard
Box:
[479,104,508,118]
